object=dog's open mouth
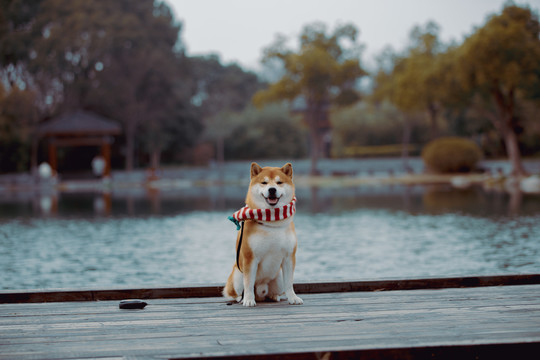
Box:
[265,195,280,206]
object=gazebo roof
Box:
[39,110,122,137]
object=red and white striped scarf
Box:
[229,196,297,229]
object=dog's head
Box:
[246,162,295,209]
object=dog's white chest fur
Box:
[249,223,296,282]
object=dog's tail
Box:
[223,265,243,302]
[222,285,237,301]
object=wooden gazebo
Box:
[39,110,122,177]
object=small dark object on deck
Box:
[119,299,147,309]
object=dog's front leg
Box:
[282,256,303,305]
[242,259,259,307]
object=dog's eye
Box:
[261,181,268,185]
[277,181,283,185]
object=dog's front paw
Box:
[242,295,256,307]
[288,295,303,305]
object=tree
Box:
[190,55,263,165]
[455,4,540,176]
[221,104,307,160]
[33,0,187,171]
[1,0,200,172]
[0,0,43,84]
[332,102,410,151]
[372,22,448,140]
[253,22,367,175]
[0,84,40,172]
[86,41,200,171]
[0,0,46,173]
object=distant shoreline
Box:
[1,157,539,194]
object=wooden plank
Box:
[1,274,539,303]
[2,284,539,326]
[0,286,537,328]
[0,285,223,304]
[297,273,540,293]
[2,292,539,329]
[2,284,539,321]
[0,285,539,359]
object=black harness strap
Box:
[236,221,245,273]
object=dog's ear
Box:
[251,162,262,178]
[281,163,293,178]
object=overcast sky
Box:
[165,0,539,71]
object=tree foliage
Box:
[2,2,540,173]
[254,22,366,107]
[0,83,40,171]
[373,4,540,175]
[222,104,307,160]
[372,22,449,139]
[189,55,264,163]
[0,0,202,171]
[332,102,421,153]
[454,4,540,175]
[254,22,367,174]
[190,55,262,116]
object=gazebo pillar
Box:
[101,142,112,177]
[48,142,57,174]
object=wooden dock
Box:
[1,275,539,359]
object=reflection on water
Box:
[2,184,540,218]
[1,184,539,290]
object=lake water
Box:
[1,183,540,290]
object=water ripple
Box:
[1,210,539,290]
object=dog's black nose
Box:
[268,187,277,197]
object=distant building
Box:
[39,110,121,177]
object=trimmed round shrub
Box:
[422,137,482,173]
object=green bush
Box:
[222,104,307,159]
[225,118,306,159]
[422,137,482,173]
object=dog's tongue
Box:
[267,197,279,206]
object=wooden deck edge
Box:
[176,341,540,360]
[296,273,540,293]
[1,274,539,304]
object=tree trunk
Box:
[150,148,161,170]
[306,98,328,176]
[123,102,143,172]
[501,122,527,176]
[427,102,439,139]
[309,127,320,176]
[30,133,39,178]
[216,135,225,168]
[491,87,527,177]
[124,108,141,172]
[148,148,161,181]
[305,102,321,176]
[401,117,412,172]
[125,124,135,172]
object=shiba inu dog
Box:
[223,162,303,307]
